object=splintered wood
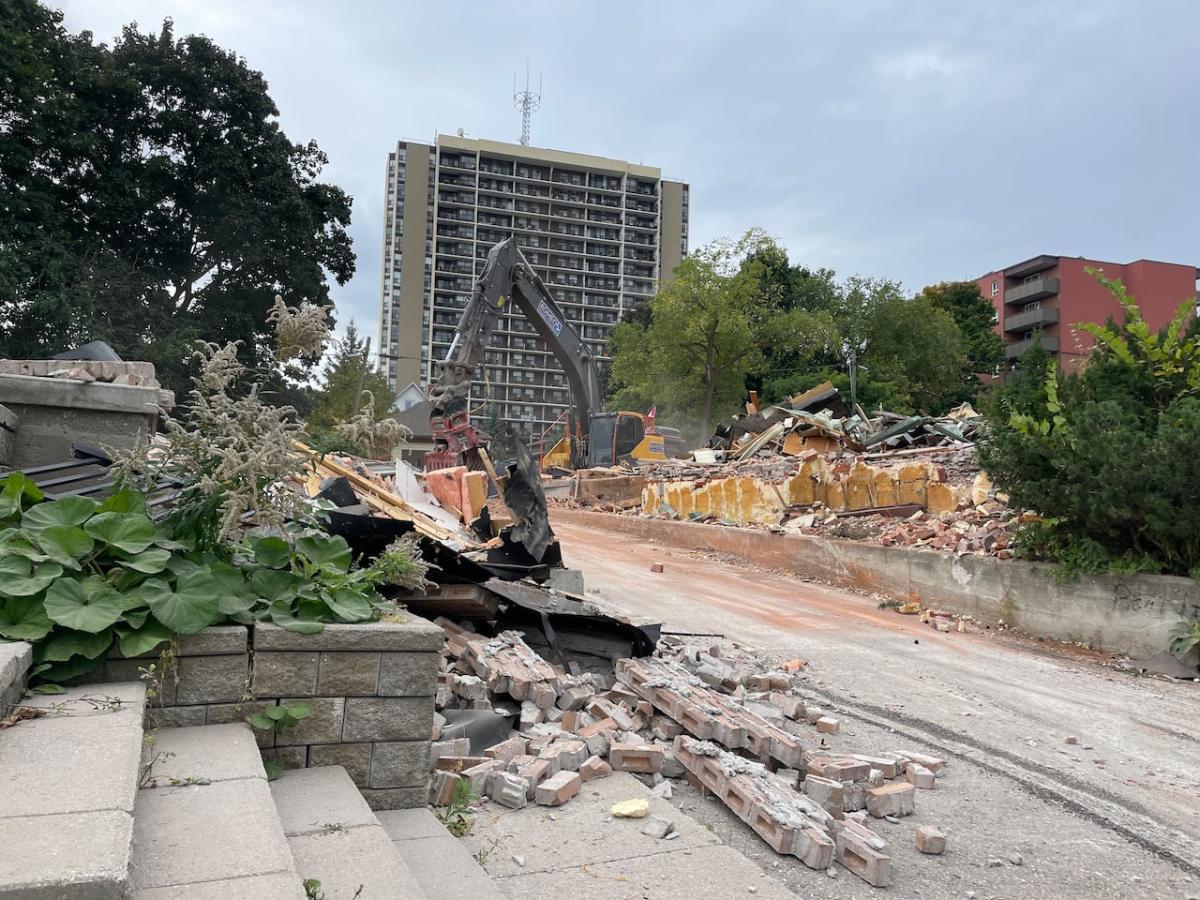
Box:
[616,657,805,768]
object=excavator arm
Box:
[426,236,603,471]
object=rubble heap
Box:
[425,622,949,889]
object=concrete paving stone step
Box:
[129,723,304,898]
[271,766,428,900]
[0,681,146,899]
[0,640,32,713]
[378,808,505,900]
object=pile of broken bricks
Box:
[425,620,950,889]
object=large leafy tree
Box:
[862,295,968,412]
[609,230,805,440]
[308,322,396,430]
[919,280,1004,393]
[0,2,354,391]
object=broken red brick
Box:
[866,782,916,818]
[915,824,946,855]
[815,716,840,734]
[609,742,664,774]
[579,755,612,781]
[534,770,581,806]
[836,820,892,887]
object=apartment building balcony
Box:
[1005,334,1060,360]
[1005,277,1059,306]
[1004,307,1060,334]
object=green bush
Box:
[0,476,404,685]
[979,272,1200,578]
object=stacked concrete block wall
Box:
[0,641,32,716]
[86,618,443,810]
[641,457,973,525]
[0,365,173,466]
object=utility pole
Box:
[848,344,858,414]
[351,336,371,417]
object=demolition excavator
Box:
[426,236,672,473]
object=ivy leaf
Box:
[166,556,204,579]
[21,496,97,533]
[44,577,126,633]
[34,654,102,682]
[295,534,352,572]
[27,683,67,695]
[210,560,255,615]
[265,705,288,721]
[39,627,114,662]
[246,712,275,730]
[142,571,220,634]
[97,490,147,515]
[0,473,44,520]
[248,568,301,603]
[117,618,173,657]
[0,560,64,598]
[250,535,292,569]
[35,526,95,569]
[0,531,50,562]
[84,512,157,554]
[123,607,150,629]
[268,602,324,634]
[0,596,55,641]
[152,531,194,552]
[117,548,172,574]
[323,588,376,623]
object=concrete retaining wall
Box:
[551,509,1200,658]
[0,372,171,466]
[87,618,442,810]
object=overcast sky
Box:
[54,0,1200,336]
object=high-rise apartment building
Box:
[377,134,688,443]
[976,254,1198,371]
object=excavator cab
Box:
[585,412,667,467]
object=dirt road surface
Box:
[553,516,1200,900]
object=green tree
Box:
[308,322,395,430]
[609,230,782,440]
[919,280,1005,397]
[862,295,968,412]
[0,2,353,391]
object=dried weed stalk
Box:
[117,342,309,537]
[268,294,333,361]
[336,390,412,455]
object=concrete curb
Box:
[551,509,1200,658]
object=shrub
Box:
[0,477,402,684]
[979,272,1200,577]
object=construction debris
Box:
[427,611,951,890]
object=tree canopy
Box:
[307,322,396,431]
[0,0,354,391]
[609,230,834,440]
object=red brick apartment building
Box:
[975,255,1199,371]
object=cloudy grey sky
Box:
[55,0,1200,335]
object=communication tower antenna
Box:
[513,61,542,147]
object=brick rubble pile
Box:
[426,623,950,889]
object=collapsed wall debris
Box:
[426,614,950,889]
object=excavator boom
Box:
[426,237,603,471]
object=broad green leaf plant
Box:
[0,474,405,685]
